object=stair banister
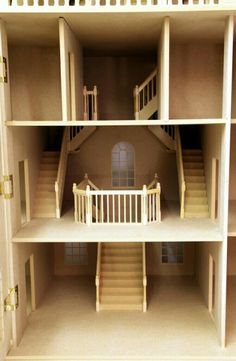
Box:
[96,242,102,312]
[142,242,147,312]
[142,185,148,225]
[134,69,157,120]
[85,185,92,225]
[176,126,186,218]
[147,173,159,190]
[55,128,69,218]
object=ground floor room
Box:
[3,239,236,359]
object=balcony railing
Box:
[72,176,161,226]
[2,0,229,10]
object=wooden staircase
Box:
[183,149,209,218]
[97,242,146,311]
[33,151,59,218]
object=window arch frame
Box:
[111,141,135,188]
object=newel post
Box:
[142,185,148,225]
[83,86,88,120]
[73,183,78,222]
[93,86,98,121]
[86,185,92,225]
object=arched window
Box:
[112,142,135,187]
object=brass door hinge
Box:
[4,285,19,312]
[0,56,8,83]
[0,175,14,199]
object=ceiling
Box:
[3,11,233,54]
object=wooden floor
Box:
[6,276,236,360]
[12,202,223,243]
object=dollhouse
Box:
[1,1,236,360]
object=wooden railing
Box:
[83,86,98,121]
[142,242,147,312]
[73,180,161,225]
[5,0,224,9]
[95,242,101,312]
[134,70,157,120]
[176,126,186,219]
[160,125,175,142]
[55,128,69,218]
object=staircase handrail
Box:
[96,242,102,312]
[142,242,147,312]
[77,173,99,191]
[147,173,159,190]
[55,128,69,218]
[176,126,186,218]
[136,69,157,93]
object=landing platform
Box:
[12,202,223,243]
[6,276,236,360]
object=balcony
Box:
[1,0,233,12]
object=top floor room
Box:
[1,11,236,125]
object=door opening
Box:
[19,160,30,225]
[208,254,216,318]
[25,255,35,316]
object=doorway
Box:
[208,254,216,318]
[19,160,30,225]
[25,255,35,316]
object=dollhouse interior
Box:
[1,10,236,360]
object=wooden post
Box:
[55,181,60,219]
[73,183,78,222]
[93,85,98,120]
[134,85,140,120]
[142,185,148,225]
[83,86,88,120]
[86,185,92,225]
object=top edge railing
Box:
[2,0,230,9]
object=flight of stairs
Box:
[33,151,59,218]
[99,242,145,311]
[183,149,209,218]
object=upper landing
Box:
[0,0,235,13]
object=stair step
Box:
[35,190,55,198]
[185,211,209,218]
[43,151,60,156]
[186,183,206,190]
[36,184,55,192]
[184,162,203,169]
[101,271,143,278]
[101,255,142,263]
[40,163,58,171]
[37,176,56,183]
[185,204,209,212]
[102,248,142,256]
[101,287,142,295]
[182,149,202,155]
[184,169,204,176]
[101,263,142,272]
[100,294,143,303]
[183,156,203,162]
[185,176,205,183]
[39,170,57,177]
[101,279,143,287]
[185,190,207,197]
[100,303,143,311]
[34,197,55,205]
[185,197,208,205]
